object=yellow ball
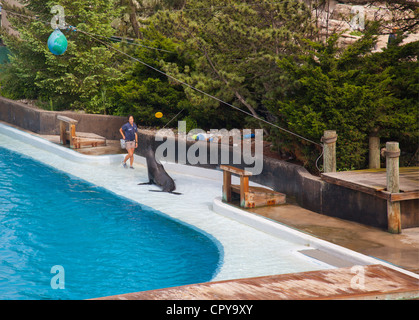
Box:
[155,112,163,118]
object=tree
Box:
[113,0,187,38]
[153,0,316,130]
[109,26,193,127]
[0,0,122,111]
[115,0,142,39]
[268,26,418,171]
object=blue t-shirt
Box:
[122,122,137,141]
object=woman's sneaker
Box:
[122,161,127,168]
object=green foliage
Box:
[181,115,198,133]
[153,0,315,130]
[0,0,122,111]
[269,28,418,171]
[109,26,193,126]
[1,0,417,173]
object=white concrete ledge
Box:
[213,197,419,280]
[0,123,123,165]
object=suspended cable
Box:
[3,9,173,54]
[162,107,186,129]
[77,28,322,147]
[76,29,175,53]
[3,7,323,148]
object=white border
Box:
[213,198,419,279]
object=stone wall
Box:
[0,96,126,140]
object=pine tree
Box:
[109,26,193,126]
[269,26,419,171]
[153,0,316,130]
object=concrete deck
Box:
[247,200,419,275]
[95,264,419,300]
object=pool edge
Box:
[212,197,419,280]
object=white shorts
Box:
[125,141,135,150]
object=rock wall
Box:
[313,1,418,49]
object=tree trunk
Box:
[128,0,142,39]
[201,45,269,135]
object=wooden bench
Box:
[57,115,106,149]
[220,165,286,208]
[58,115,78,149]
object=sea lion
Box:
[138,145,181,195]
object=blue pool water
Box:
[0,146,221,300]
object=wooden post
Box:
[369,136,380,169]
[240,175,249,207]
[322,130,337,173]
[385,141,401,234]
[69,124,76,149]
[222,171,232,202]
[57,116,78,147]
[59,121,66,145]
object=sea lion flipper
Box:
[138,181,152,185]
[148,190,182,195]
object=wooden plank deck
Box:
[230,184,286,208]
[321,167,419,201]
[95,265,419,300]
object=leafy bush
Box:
[268,30,418,171]
[0,0,122,110]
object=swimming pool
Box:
[0,146,221,300]
[0,123,339,299]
